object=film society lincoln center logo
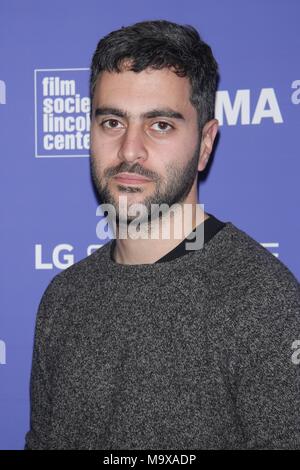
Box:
[34,68,91,158]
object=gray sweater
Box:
[24,221,300,449]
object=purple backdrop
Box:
[0,0,299,449]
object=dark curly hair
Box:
[89,19,219,133]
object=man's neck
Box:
[112,203,208,265]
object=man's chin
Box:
[116,208,152,226]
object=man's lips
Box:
[114,173,152,184]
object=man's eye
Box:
[151,121,173,132]
[100,119,123,129]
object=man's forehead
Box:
[93,68,193,116]
[94,67,191,93]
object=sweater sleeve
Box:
[24,277,60,450]
[233,270,300,449]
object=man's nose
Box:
[117,123,148,164]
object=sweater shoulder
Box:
[33,242,113,337]
[206,223,300,358]
[43,240,112,297]
[219,222,299,293]
[211,223,300,338]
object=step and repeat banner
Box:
[0,0,299,449]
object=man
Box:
[25,20,300,450]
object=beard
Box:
[90,136,201,227]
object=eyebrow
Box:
[94,107,185,121]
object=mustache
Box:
[104,163,159,181]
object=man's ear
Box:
[198,119,219,172]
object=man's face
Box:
[90,66,202,224]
